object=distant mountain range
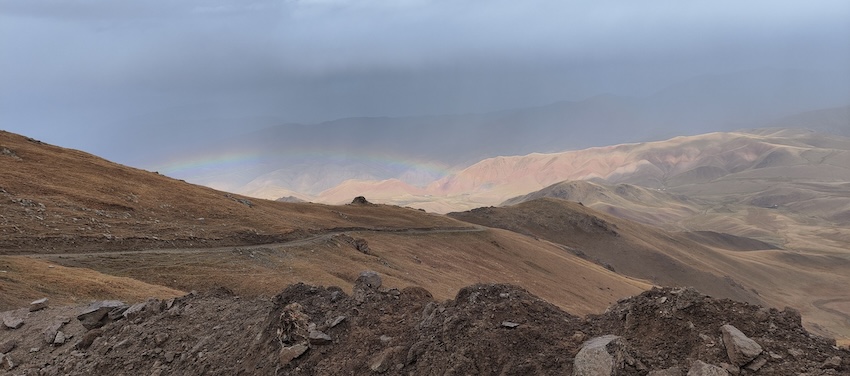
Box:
[146,68,849,197]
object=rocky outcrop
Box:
[0,279,847,375]
[77,300,128,330]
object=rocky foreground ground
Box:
[1,272,847,375]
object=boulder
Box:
[29,298,49,312]
[720,324,762,366]
[573,335,630,376]
[687,360,729,376]
[355,271,382,290]
[77,300,127,330]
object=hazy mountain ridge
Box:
[144,70,850,198]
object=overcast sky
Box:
[2,0,849,164]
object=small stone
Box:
[719,363,739,375]
[788,348,804,358]
[76,328,103,350]
[29,297,49,312]
[687,360,728,376]
[29,348,39,353]
[499,293,510,298]
[768,351,783,360]
[165,351,175,363]
[308,330,332,345]
[380,335,393,345]
[43,320,67,344]
[53,331,66,345]
[0,339,16,354]
[744,356,767,372]
[370,346,403,373]
[279,344,308,367]
[501,321,520,328]
[2,316,24,329]
[657,296,668,304]
[154,333,169,346]
[328,316,346,328]
[821,356,842,369]
[572,331,587,342]
[1,353,15,370]
[648,366,681,376]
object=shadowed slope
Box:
[449,198,763,305]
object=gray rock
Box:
[43,319,68,344]
[2,316,24,330]
[821,356,842,369]
[29,297,49,312]
[501,321,520,328]
[687,360,728,376]
[648,366,681,376]
[356,271,382,290]
[1,353,15,370]
[328,315,346,328]
[76,328,103,350]
[370,346,404,373]
[77,300,127,330]
[0,339,16,354]
[720,324,762,366]
[744,356,767,372]
[719,363,739,375]
[573,335,630,376]
[279,344,308,367]
[123,298,164,321]
[308,330,332,345]
[53,331,66,345]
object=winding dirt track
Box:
[22,226,486,258]
[813,298,850,327]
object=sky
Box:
[2,0,849,167]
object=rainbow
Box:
[147,148,457,183]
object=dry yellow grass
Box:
[0,256,183,309]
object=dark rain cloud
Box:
[1,0,849,163]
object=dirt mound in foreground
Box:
[1,275,847,375]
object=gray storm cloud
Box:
[1,0,849,164]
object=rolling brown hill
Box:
[449,197,850,343]
[0,130,647,319]
[448,198,763,305]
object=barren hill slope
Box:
[449,198,763,305]
[0,130,647,319]
[0,130,467,254]
[449,197,850,342]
